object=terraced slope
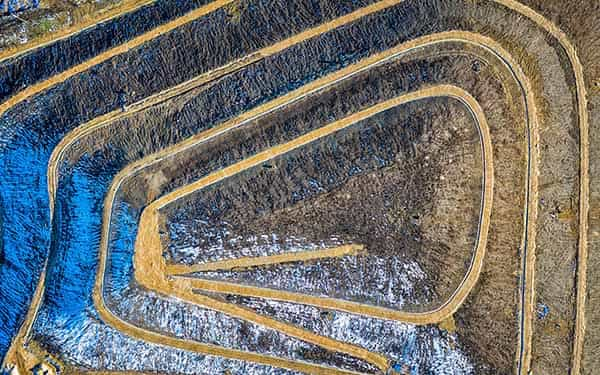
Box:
[0,0,216,102]
[0,0,386,358]
[0,0,597,374]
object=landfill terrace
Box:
[0,0,599,374]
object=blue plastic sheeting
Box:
[0,0,467,366]
[1,0,39,15]
[536,303,550,320]
[0,136,51,358]
[0,0,403,358]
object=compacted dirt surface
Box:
[0,0,598,374]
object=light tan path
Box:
[42,9,588,368]
[0,0,154,63]
[166,244,365,274]
[95,30,536,374]
[497,2,589,373]
[7,0,414,369]
[0,0,237,118]
[1,0,588,373]
[130,84,492,373]
[134,86,494,324]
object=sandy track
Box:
[134,84,494,326]
[0,0,237,118]
[0,0,155,63]
[96,31,522,373]
[166,245,365,274]
[0,0,589,373]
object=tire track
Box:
[1,1,588,373]
[0,0,155,64]
[96,32,527,373]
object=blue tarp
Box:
[1,0,39,15]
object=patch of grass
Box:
[224,0,245,23]
[29,17,62,38]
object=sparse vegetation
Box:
[0,0,597,373]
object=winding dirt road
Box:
[94,31,518,373]
[0,0,590,374]
[133,84,494,326]
[0,0,154,63]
